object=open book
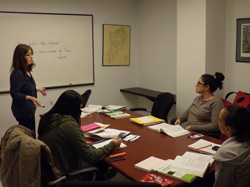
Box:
[188,139,221,155]
[152,159,197,183]
[147,123,190,138]
[135,151,214,183]
[130,116,164,126]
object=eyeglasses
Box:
[197,81,205,86]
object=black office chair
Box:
[82,89,92,108]
[130,92,175,123]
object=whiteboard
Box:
[0,11,94,93]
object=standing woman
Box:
[10,44,46,137]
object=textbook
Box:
[135,151,213,183]
[130,116,164,126]
[80,122,109,134]
[134,156,165,172]
[104,110,131,119]
[147,123,190,138]
[152,159,197,183]
[188,139,221,155]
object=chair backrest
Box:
[0,125,62,187]
[151,92,175,122]
[82,89,92,108]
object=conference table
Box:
[80,110,223,186]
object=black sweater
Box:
[10,69,37,119]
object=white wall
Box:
[134,0,177,119]
[0,0,140,138]
[206,0,226,99]
[1,0,250,139]
[176,0,206,115]
[224,0,250,94]
[0,0,177,138]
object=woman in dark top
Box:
[38,90,121,180]
[10,44,46,137]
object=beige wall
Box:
[1,0,250,138]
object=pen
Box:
[109,152,126,158]
[188,133,194,138]
[119,133,130,139]
[197,144,212,150]
[40,104,45,108]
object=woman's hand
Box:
[26,95,41,107]
[185,126,191,130]
[112,137,122,148]
[174,118,181,125]
[37,87,47,96]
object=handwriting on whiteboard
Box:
[18,41,71,61]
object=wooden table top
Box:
[80,110,223,186]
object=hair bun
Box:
[215,72,225,82]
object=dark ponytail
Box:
[202,72,225,93]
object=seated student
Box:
[38,90,121,180]
[174,72,225,137]
[214,105,250,187]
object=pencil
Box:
[197,144,212,150]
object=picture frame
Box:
[102,24,131,66]
[236,18,250,62]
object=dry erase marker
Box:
[109,152,126,158]
[40,104,45,108]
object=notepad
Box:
[130,116,164,126]
[188,139,221,155]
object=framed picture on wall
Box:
[102,24,131,66]
[236,18,250,62]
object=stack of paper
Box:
[81,105,102,114]
[85,128,130,140]
[147,122,190,138]
[130,116,164,126]
[92,139,127,150]
[104,110,131,119]
[104,105,126,111]
[188,139,221,155]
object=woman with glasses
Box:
[10,44,46,138]
[174,72,225,137]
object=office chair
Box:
[130,92,175,122]
[82,89,92,108]
[0,125,98,187]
